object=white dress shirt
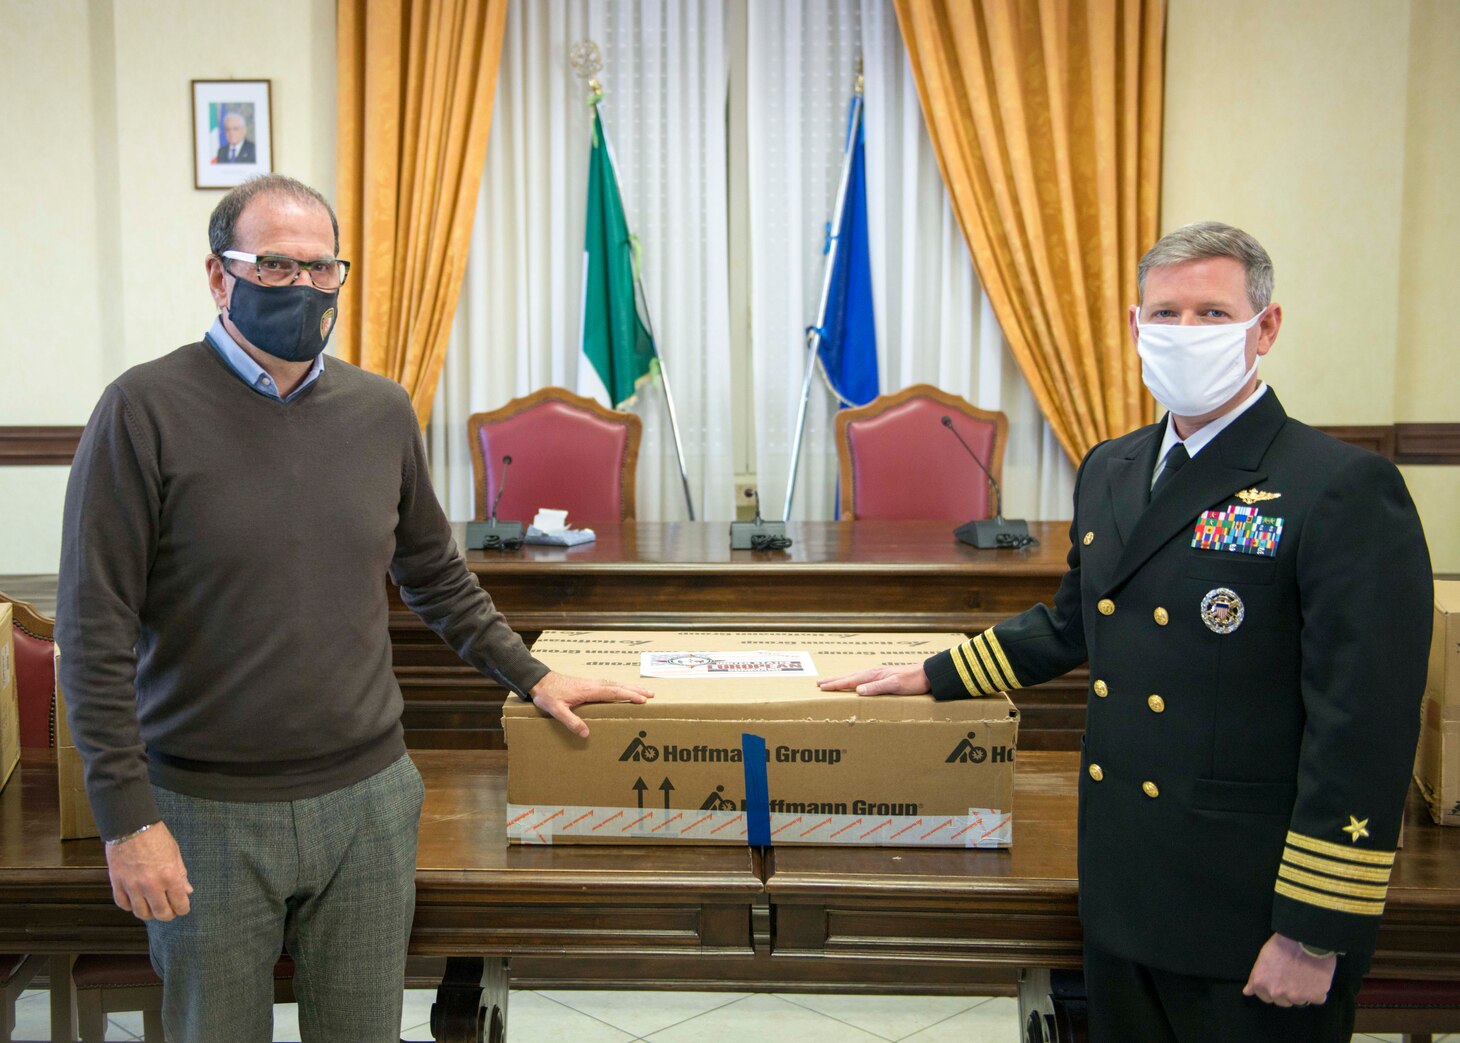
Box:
[1150,382,1269,488]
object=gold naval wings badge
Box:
[1236,488,1281,505]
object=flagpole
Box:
[783,64,864,522]
[634,278,697,520]
[572,40,695,520]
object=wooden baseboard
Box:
[3,424,1456,467]
[0,426,84,466]
[1313,423,1460,464]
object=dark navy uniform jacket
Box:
[924,389,1432,980]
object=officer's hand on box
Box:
[818,664,929,696]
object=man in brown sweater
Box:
[56,174,648,1042]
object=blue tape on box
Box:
[740,733,770,846]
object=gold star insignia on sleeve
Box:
[1236,488,1282,505]
[1342,815,1371,843]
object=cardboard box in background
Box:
[1430,580,1460,720]
[506,631,1018,848]
[54,644,101,840]
[0,604,19,795]
[1416,696,1460,827]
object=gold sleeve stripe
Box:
[982,629,1022,690]
[1275,879,1385,917]
[1278,864,1390,901]
[959,642,998,695]
[1286,831,1396,866]
[972,636,1011,694]
[949,644,980,696]
[1281,848,1393,883]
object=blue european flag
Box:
[816,99,878,409]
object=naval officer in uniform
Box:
[821,222,1432,1042]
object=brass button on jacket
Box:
[1097,598,1115,616]
[1154,606,1170,626]
[1093,679,1109,698]
[1142,780,1160,798]
[1088,764,1104,782]
[1083,531,1095,545]
[1147,694,1166,713]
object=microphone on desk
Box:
[466,454,526,550]
[729,490,791,551]
[941,415,1031,549]
[490,455,513,522]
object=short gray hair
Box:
[1137,221,1273,311]
[208,174,340,256]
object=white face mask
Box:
[1135,307,1267,417]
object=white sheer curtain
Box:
[747,0,1075,521]
[428,0,732,522]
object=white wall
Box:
[0,0,336,573]
[3,0,1456,572]
[1162,0,1459,570]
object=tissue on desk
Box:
[525,508,596,546]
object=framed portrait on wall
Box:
[191,79,273,189]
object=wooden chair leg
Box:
[142,1007,165,1042]
[50,954,77,1043]
[74,986,107,1043]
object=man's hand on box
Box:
[105,821,193,922]
[818,664,930,696]
[529,671,654,738]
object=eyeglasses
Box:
[220,250,351,291]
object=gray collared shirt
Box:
[204,317,324,402]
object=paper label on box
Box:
[506,802,1010,847]
[640,650,817,679]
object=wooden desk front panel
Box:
[0,751,762,962]
[764,752,1460,981]
[4,751,1457,993]
[391,521,1088,752]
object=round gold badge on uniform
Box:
[1200,587,1244,634]
[320,307,336,340]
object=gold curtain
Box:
[335,0,508,425]
[892,0,1164,461]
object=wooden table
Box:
[4,748,1458,1041]
[394,520,1086,751]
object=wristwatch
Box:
[1298,942,1337,959]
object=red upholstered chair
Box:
[1,594,58,749]
[69,955,297,1043]
[0,595,61,1038]
[468,387,641,524]
[835,384,1008,522]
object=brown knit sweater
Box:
[57,341,547,838]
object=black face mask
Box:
[226,276,339,363]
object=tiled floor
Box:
[10,987,1460,1042]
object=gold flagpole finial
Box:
[569,40,605,104]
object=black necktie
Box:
[1150,442,1190,501]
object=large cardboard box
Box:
[1416,696,1460,827]
[54,644,101,840]
[505,631,1018,848]
[0,604,19,794]
[1429,580,1460,720]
